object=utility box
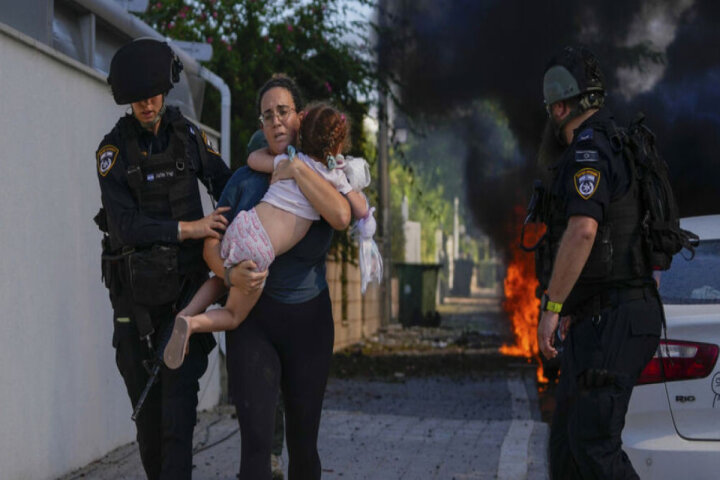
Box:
[395,263,441,327]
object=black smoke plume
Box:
[381,0,720,256]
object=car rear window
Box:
[657,240,720,304]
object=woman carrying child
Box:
[167,74,367,480]
[163,103,367,359]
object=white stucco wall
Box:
[0,24,221,480]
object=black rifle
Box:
[131,321,173,422]
[131,276,197,421]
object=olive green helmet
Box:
[543,46,605,108]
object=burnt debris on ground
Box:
[331,294,539,380]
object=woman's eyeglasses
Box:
[259,106,295,125]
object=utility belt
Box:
[103,244,210,348]
[570,284,657,318]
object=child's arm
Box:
[346,191,369,219]
[177,276,227,317]
[247,147,276,173]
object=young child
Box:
[164,103,369,369]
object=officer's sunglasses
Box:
[259,106,295,125]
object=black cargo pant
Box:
[549,288,662,479]
[111,277,212,480]
[273,395,285,457]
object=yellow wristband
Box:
[541,293,563,313]
[546,300,563,313]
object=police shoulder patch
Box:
[574,168,601,199]
[97,145,119,177]
[201,130,219,155]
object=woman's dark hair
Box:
[256,73,304,114]
[299,103,350,165]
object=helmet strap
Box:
[553,105,583,146]
[553,92,604,145]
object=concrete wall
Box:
[327,261,382,350]
[0,24,221,480]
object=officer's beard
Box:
[138,101,167,131]
[537,119,566,171]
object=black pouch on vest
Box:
[580,223,613,280]
[127,245,181,306]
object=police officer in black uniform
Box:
[535,47,663,479]
[96,38,231,480]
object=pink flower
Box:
[155,2,162,8]
[325,81,332,93]
[286,24,293,32]
[213,11,218,18]
[179,12,186,18]
[227,44,232,52]
[207,37,213,44]
[167,22,175,29]
[276,44,282,52]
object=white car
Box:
[624,215,720,479]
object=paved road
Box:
[319,376,548,480]
[59,294,550,480]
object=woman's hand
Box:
[228,260,269,295]
[275,158,350,229]
[271,158,299,184]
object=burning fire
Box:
[500,207,547,382]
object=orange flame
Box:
[500,206,547,383]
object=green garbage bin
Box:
[394,263,441,327]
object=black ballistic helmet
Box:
[543,46,605,109]
[107,38,183,105]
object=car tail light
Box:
[637,340,719,385]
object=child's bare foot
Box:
[164,316,191,370]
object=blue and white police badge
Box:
[97,145,119,177]
[201,130,219,155]
[574,168,600,200]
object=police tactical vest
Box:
[113,110,210,275]
[537,122,650,292]
[120,115,204,224]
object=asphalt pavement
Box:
[59,289,550,480]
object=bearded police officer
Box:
[535,47,662,479]
[96,39,231,480]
